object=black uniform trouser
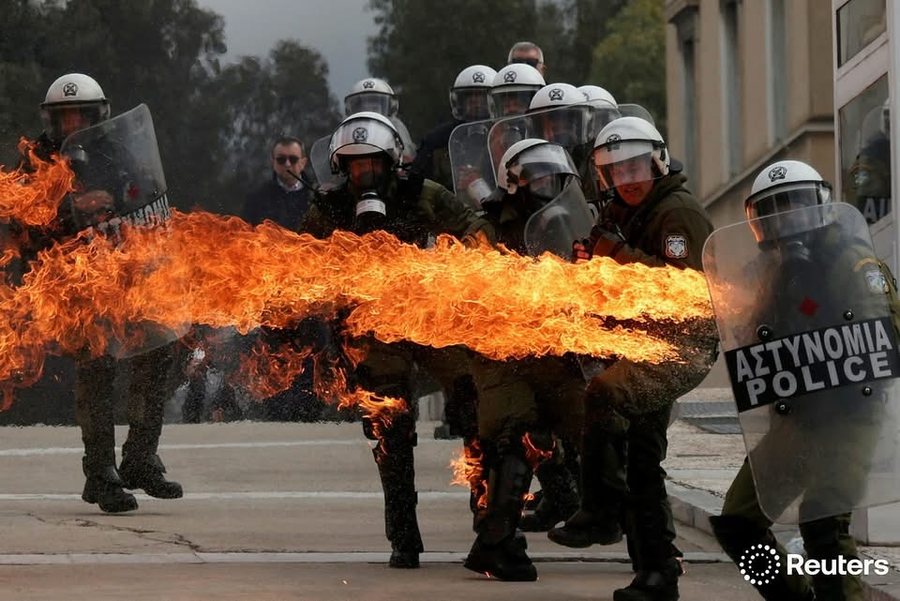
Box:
[75,341,181,471]
[355,341,423,555]
[619,404,678,570]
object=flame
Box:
[0,140,75,227]
[450,439,488,509]
[0,152,715,411]
[522,432,554,468]
[449,434,553,509]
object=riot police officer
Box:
[300,111,494,569]
[706,160,895,601]
[464,139,590,581]
[26,74,184,513]
[411,64,497,191]
[548,117,717,601]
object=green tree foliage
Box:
[365,0,629,138]
[589,0,667,134]
[539,0,626,85]
[0,0,339,216]
[366,0,553,137]
[0,0,53,164]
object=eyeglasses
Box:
[510,56,541,68]
[275,155,302,165]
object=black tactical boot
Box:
[369,411,424,569]
[800,514,864,601]
[613,558,681,601]
[119,454,183,499]
[520,458,580,532]
[464,453,537,581]
[82,458,138,513]
[548,426,626,547]
[710,514,815,600]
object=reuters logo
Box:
[739,543,780,586]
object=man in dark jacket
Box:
[548,117,717,601]
[244,136,313,229]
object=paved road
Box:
[0,421,763,600]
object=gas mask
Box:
[344,155,392,233]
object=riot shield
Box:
[448,119,496,210]
[617,103,655,126]
[61,104,167,233]
[702,202,900,523]
[523,179,594,260]
[391,117,417,164]
[488,104,619,177]
[488,104,619,202]
[309,135,344,193]
[60,104,190,358]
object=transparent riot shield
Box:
[448,119,496,210]
[391,117,417,164]
[60,104,190,359]
[523,178,594,260]
[488,104,619,201]
[617,103,655,126]
[61,104,167,232]
[702,202,900,523]
[309,135,344,193]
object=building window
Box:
[674,8,699,186]
[721,0,742,177]
[767,0,787,143]
[839,74,890,224]
[837,0,886,67]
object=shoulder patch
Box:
[664,234,688,259]
[865,267,889,294]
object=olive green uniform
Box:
[300,175,492,564]
[551,173,717,586]
[460,191,585,581]
[475,197,586,443]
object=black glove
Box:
[573,224,626,263]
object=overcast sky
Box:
[199,0,377,100]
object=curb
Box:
[666,481,900,601]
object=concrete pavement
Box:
[0,404,898,600]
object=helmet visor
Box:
[345,93,397,117]
[344,155,390,192]
[745,182,833,243]
[535,106,590,148]
[490,89,536,118]
[451,88,491,121]
[42,103,109,144]
[527,173,574,204]
[511,143,578,186]
[593,143,659,192]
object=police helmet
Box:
[745,160,834,244]
[489,64,545,119]
[329,111,404,173]
[40,73,110,145]
[344,78,399,118]
[592,116,669,193]
[450,65,497,122]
